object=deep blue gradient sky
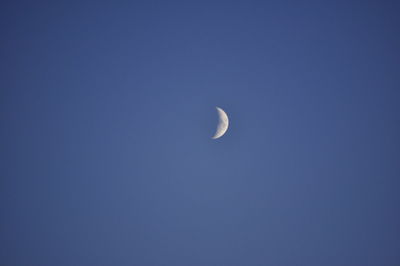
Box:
[1,1,400,265]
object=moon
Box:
[212,107,229,139]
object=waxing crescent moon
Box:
[212,107,229,139]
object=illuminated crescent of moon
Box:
[212,107,229,139]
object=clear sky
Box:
[1,1,400,265]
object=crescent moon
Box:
[212,107,229,139]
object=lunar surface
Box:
[212,107,229,139]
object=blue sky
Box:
[1,1,400,265]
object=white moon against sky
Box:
[212,107,229,139]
